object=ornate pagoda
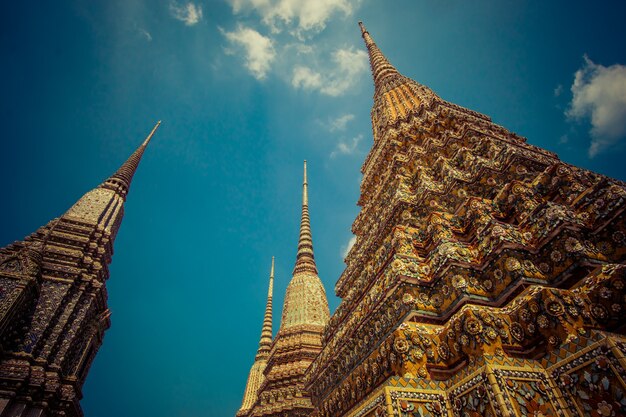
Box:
[237,257,275,416]
[240,161,331,417]
[304,23,626,417]
[0,122,160,416]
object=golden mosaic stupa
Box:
[238,22,626,417]
[238,161,331,417]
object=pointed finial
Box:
[357,21,400,88]
[142,120,161,147]
[256,257,275,359]
[303,160,308,206]
[358,21,367,36]
[268,256,275,297]
[101,122,160,198]
[293,160,318,275]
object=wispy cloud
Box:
[138,28,152,42]
[331,134,363,158]
[292,66,323,90]
[340,235,356,259]
[323,47,368,96]
[169,2,203,26]
[291,47,368,96]
[222,25,276,80]
[566,55,626,157]
[327,114,354,132]
[230,0,355,36]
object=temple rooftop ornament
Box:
[281,161,329,329]
[358,21,401,86]
[237,257,275,416]
[101,120,160,199]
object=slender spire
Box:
[358,22,400,89]
[63,121,160,236]
[236,257,275,416]
[251,162,329,416]
[303,159,308,205]
[101,121,161,198]
[256,256,274,359]
[293,160,318,275]
[358,22,435,140]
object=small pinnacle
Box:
[142,120,161,147]
[358,21,400,87]
[358,21,367,35]
[303,160,308,184]
[302,161,309,205]
[293,160,317,275]
[102,122,160,197]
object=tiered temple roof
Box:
[304,23,626,417]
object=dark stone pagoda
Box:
[0,122,160,417]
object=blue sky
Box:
[1,1,626,416]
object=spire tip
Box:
[303,160,308,184]
[358,20,400,87]
[142,121,161,147]
[358,21,366,35]
[102,122,159,196]
[255,255,275,359]
[293,160,317,275]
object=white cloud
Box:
[328,114,354,132]
[290,42,314,55]
[224,0,365,94]
[292,66,323,90]
[554,84,563,97]
[230,0,355,35]
[222,25,276,80]
[341,235,357,259]
[566,55,626,157]
[331,134,363,158]
[138,28,152,42]
[322,47,368,96]
[169,2,203,26]
[291,47,368,96]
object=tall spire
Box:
[280,160,329,330]
[256,256,274,359]
[236,257,276,416]
[358,22,435,141]
[101,121,161,199]
[293,160,318,275]
[246,162,329,416]
[63,121,160,238]
[358,22,400,89]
